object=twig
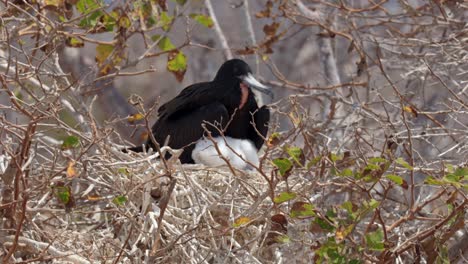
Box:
[204,0,233,60]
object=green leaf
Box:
[354,199,380,222]
[61,135,80,149]
[167,50,187,82]
[76,0,101,14]
[158,36,176,51]
[190,13,214,28]
[396,157,413,170]
[112,195,127,206]
[76,0,103,28]
[386,174,403,185]
[171,0,187,5]
[290,202,315,218]
[159,12,173,31]
[117,168,129,175]
[338,168,353,177]
[454,167,468,177]
[54,186,71,205]
[425,176,444,185]
[306,156,321,168]
[435,245,450,264]
[273,192,297,204]
[272,158,292,177]
[101,13,117,31]
[444,173,462,183]
[330,153,343,162]
[286,146,303,166]
[275,235,290,243]
[443,174,462,188]
[366,199,380,210]
[79,10,103,28]
[369,157,387,164]
[14,89,23,102]
[314,217,335,232]
[341,201,354,214]
[365,229,385,251]
[445,164,455,173]
[365,163,381,171]
[326,209,337,218]
[151,35,161,42]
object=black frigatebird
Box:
[127,59,271,169]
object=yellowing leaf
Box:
[288,112,300,125]
[66,161,77,178]
[44,0,63,7]
[167,50,187,82]
[87,195,103,201]
[140,131,149,141]
[127,113,144,123]
[119,15,131,28]
[403,105,418,117]
[95,44,114,65]
[267,132,281,147]
[66,37,84,48]
[335,226,346,243]
[233,216,252,227]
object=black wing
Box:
[150,101,229,163]
[157,82,222,120]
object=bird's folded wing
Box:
[151,101,230,150]
[157,82,223,120]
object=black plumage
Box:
[127,59,271,164]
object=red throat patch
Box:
[239,82,249,109]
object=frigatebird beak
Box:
[241,73,274,99]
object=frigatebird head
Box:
[214,59,274,99]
